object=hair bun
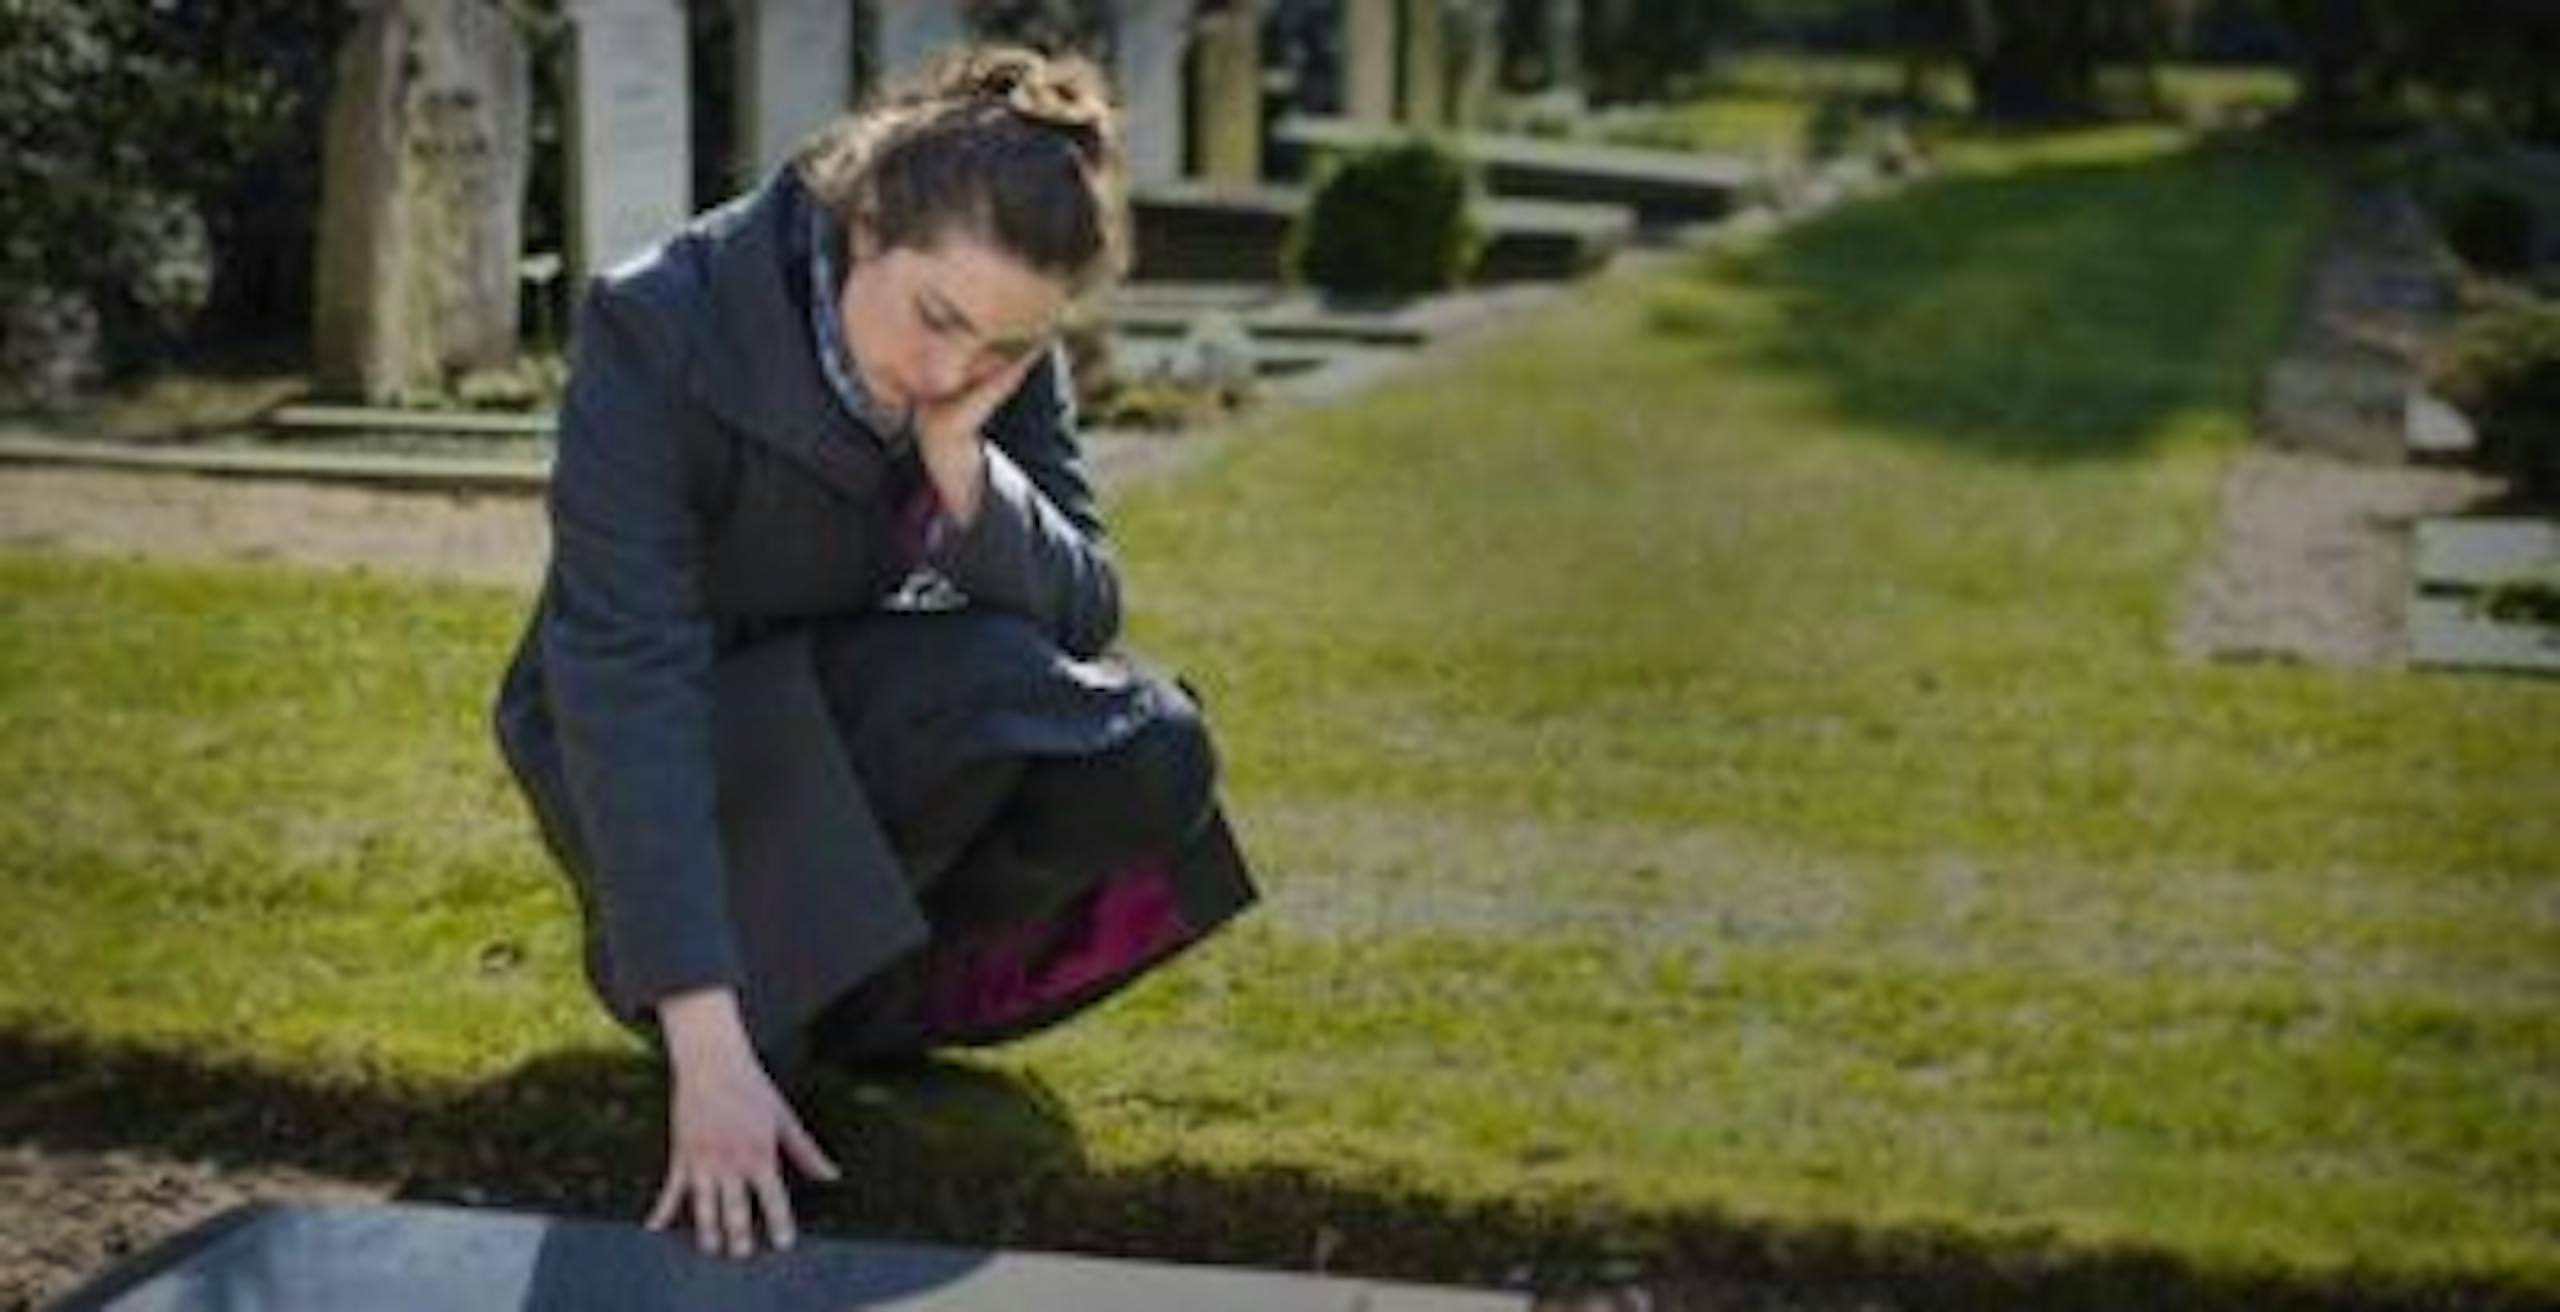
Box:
[1006,72,1103,132]
[944,48,1109,143]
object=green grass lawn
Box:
[4,126,2554,1305]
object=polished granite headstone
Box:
[52,1203,1527,1311]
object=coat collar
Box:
[686,168,892,501]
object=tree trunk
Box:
[1962,0,2101,122]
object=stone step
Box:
[1274,115,1755,226]
[0,431,548,491]
[2414,517,2560,589]
[2409,595,2560,674]
[268,402,555,438]
[2404,389,2477,461]
[1130,181,1631,285]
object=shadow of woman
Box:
[391,1047,1093,1243]
[0,1026,1086,1248]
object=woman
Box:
[492,47,1256,1261]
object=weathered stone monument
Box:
[314,0,531,403]
[56,1202,1532,1310]
[874,0,975,86]
[1192,1,1262,187]
[1114,0,1194,188]
[563,0,692,289]
[735,0,858,185]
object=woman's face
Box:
[838,225,1068,416]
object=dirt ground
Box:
[0,1145,383,1310]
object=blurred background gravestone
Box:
[1342,0,1396,123]
[563,0,693,291]
[313,0,530,403]
[1114,0,1193,188]
[734,0,858,185]
[1192,1,1261,187]
[876,0,977,85]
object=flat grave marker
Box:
[53,1202,1529,1311]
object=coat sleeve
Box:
[926,344,1123,657]
[538,277,743,1015]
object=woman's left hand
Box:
[914,349,1044,527]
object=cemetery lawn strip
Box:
[3,126,2555,1304]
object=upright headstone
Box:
[735,0,857,185]
[314,0,531,402]
[1192,3,1261,187]
[1398,0,1445,126]
[1445,0,1499,128]
[874,0,973,86]
[563,0,692,289]
[1342,0,1397,123]
[1115,0,1194,187]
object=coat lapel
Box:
[687,169,888,506]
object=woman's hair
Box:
[799,45,1129,294]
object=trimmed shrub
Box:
[1286,139,1483,299]
[2432,289,2560,499]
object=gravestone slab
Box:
[314,0,531,402]
[736,0,857,184]
[565,0,693,287]
[52,1203,1527,1311]
[2409,595,2560,674]
[1398,0,1445,126]
[1192,2,1261,187]
[2414,517,2560,589]
[1115,0,1192,188]
[874,0,973,86]
[1342,0,1397,123]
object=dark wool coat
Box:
[492,168,1254,1061]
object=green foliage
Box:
[2432,289,2560,498]
[0,0,347,405]
[1578,0,1746,105]
[2438,181,2540,277]
[1286,139,1483,299]
[2272,0,2560,143]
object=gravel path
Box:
[2173,186,2501,666]
[0,1146,383,1310]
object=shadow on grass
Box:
[3,1026,2547,1312]
[1653,138,2312,463]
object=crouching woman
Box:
[492,47,1255,1260]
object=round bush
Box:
[1287,139,1483,299]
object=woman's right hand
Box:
[646,987,842,1258]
